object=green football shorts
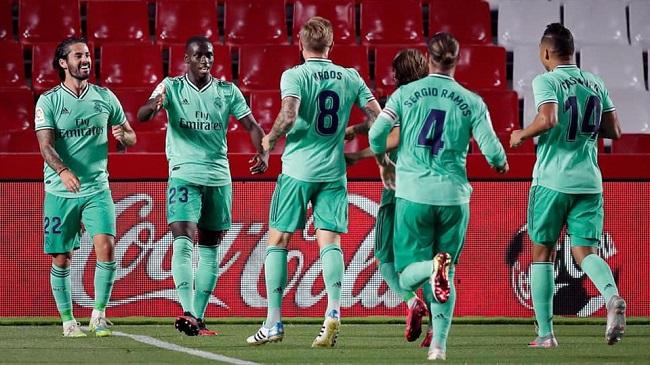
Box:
[167,177,232,231]
[393,198,469,272]
[374,203,395,263]
[527,185,603,247]
[269,174,348,233]
[43,189,116,254]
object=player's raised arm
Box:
[238,113,269,174]
[262,96,300,152]
[112,121,137,147]
[137,82,166,122]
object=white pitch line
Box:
[113,330,262,365]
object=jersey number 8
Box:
[316,90,340,135]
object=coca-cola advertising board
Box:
[1,181,648,317]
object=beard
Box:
[69,63,91,81]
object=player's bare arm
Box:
[598,111,622,140]
[262,96,300,152]
[137,84,166,122]
[112,121,137,147]
[510,103,558,148]
[345,100,382,139]
[345,128,400,166]
[238,113,269,174]
[36,129,80,193]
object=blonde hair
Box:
[299,16,334,53]
[427,32,459,70]
[392,49,428,87]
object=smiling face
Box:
[185,41,214,80]
[60,42,91,81]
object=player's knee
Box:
[170,221,197,239]
[51,253,71,268]
[198,230,226,246]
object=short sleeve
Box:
[600,84,615,113]
[280,69,301,100]
[379,89,401,125]
[107,90,127,126]
[532,74,558,110]
[34,94,55,131]
[352,69,375,108]
[230,84,252,120]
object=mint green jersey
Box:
[280,58,375,182]
[35,83,126,198]
[152,75,251,186]
[370,74,507,206]
[532,65,614,194]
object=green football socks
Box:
[321,244,344,317]
[50,264,74,322]
[580,254,619,302]
[531,262,554,337]
[430,266,456,351]
[172,236,195,316]
[194,245,219,320]
[398,260,433,292]
[93,261,116,311]
[265,246,287,328]
[379,262,415,302]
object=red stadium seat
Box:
[19,0,80,44]
[430,0,492,45]
[374,45,428,97]
[32,42,96,95]
[455,45,507,91]
[477,89,519,134]
[0,0,12,41]
[329,45,370,84]
[227,131,257,153]
[238,45,301,92]
[249,91,280,132]
[611,134,650,154]
[224,0,288,45]
[119,131,166,153]
[168,44,232,80]
[0,42,28,89]
[100,43,163,88]
[293,0,355,45]
[111,88,167,132]
[360,0,424,45]
[87,0,149,45]
[0,130,39,153]
[156,0,219,45]
[0,89,34,132]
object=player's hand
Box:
[493,162,509,174]
[378,159,396,190]
[344,125,356,141]
[249,152,269,175]
[262,135,275,153]
[60,169,81,193]
[154,84,166,111]
[510,129,526,148]
[112,125,126,143]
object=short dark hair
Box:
[542,23,574,58]
[52,37,88,81]
[185,36,212,53]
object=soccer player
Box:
[345,48,433,346]
[246,17,380,347]
[509,23,626,348]
[137,36,268,336]
[369,32,508,361]
[35,37,137,337]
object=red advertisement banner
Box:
[1,181,648,318]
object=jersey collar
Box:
[60,82,90,99]
[428,73,454,81]
[185,73,213,93]
[305,57,332,63]
[553,64,578,71]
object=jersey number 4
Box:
[565,95,601,141]
[316,90,340,135]
[417,109,446,155]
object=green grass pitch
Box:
[1,322,649,364]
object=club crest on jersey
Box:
[506,224,620,317]
[213,97,223,109]
[93,101,103,114]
